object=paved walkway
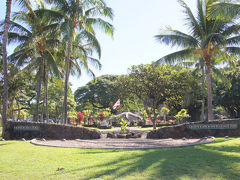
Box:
[31,136,215,149]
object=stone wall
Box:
[2,121,101,140]
[147,119,240,139]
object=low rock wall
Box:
[2,121,101,140]
[147,119,240,139]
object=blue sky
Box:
[0,0,197,92]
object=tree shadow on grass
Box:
[201,138,240,154]
[0,142,14,146]
[46,142,240,180]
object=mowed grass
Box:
[0,138,240,180]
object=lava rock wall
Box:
[2,121,101,140]
[147,119,240,139]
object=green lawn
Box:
[0,138,240,179]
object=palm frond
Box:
[155,29,199,48]
[156,48,195,65]
[226,35,240,45]
[178,0,203,38]
[210,2,240,20]
[225,47,240,55]
[6,32,29,44]
[202,33,224,48]
[8,21,31,35]
[35,9,64,22]
[81,30,101,58]
[86,18,114,38]
[87,56,102,70]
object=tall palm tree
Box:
[1,0,30,133]
[155,0,240,121]
[2,0,13,135]
[6,4,61,122]
[41,0,114,124]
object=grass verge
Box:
[0,138,240,179]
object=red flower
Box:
[165,121,169,124]
[99,113,104,116]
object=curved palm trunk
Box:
[205,63,214,121]
[62,36,73,124]
[34,54,45,122]
[2,0,12,137]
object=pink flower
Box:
[165,121,169,124]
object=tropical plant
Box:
[1,0,31,133]
[3,1,61,122]
[117,115,128,133]
[41,0,114,124]
[155,0,240,121]
[174,109,190,123]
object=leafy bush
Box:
[174,109,190,123]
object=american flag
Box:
[112,99,120,110]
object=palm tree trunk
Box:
[40,96,45,122]
[205,63,214,121]
[62,36,73,124]
[34,54,45,122]
[17,101,20,121]
[201,66,205,121]
[2,0,12,137]
[45,71,49,122]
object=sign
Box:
[14,126,40,132]
[186,124,238,130]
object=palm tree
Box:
[1,0,30,134]
[41,0,114,124]
[6,4,61,122]
[155,0,240,121]
[2,0,13,135]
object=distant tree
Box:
[0,65,35,120]
[215,68,240,118]
[75,75,119,112]
[121,63,197,129]
[42,78,77,121]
